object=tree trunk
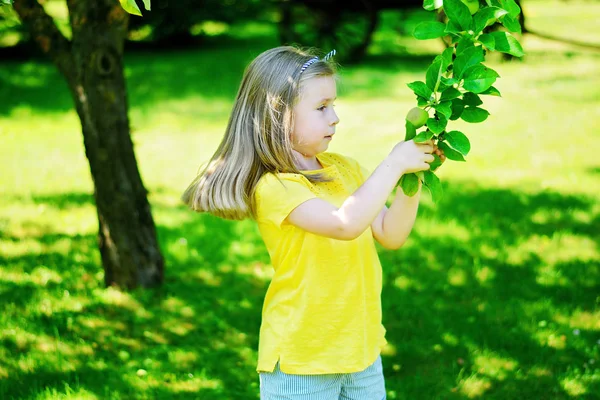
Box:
[13,0,164,289]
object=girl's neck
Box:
[292,150,323,171]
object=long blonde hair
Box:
[182,46,338,220]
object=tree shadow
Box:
[1,193,267,399]
[1,183,598,399]
[378,182,599,399]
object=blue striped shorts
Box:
[259,356,386,400]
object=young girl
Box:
[182,46,444,399]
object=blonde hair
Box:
[182,46,338,220]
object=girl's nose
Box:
[331,110,340,126]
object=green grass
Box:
[1,1,600,399]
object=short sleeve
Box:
[358,164,371,183]
[255,173,317,227]
[337,154,371,185]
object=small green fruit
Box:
[460,0,480,15]
[406,107,429,128]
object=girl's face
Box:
[291,75,340,159]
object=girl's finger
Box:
[420,144,434,153]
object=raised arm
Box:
[286,140,434,240]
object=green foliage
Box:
[427,114,448,134]
[444,0,473,31]
[474,7,508,32]
[414,21,447,40]
[402,0,524,200]
[399,173,420,196]
[461,106,490,122]
[407,81,433,99]
[1,6,599,396]
[119,0,151,16]
[405,120,418,141]
[462,65,499,93]
[490,31,525,57]
[423,169,443,202]
[444,130,471,155]
[453,46,485,78]
[440,87,461,101]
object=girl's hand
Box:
[388,139,435,174]
[432,142,446,164]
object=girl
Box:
[182,46,444,399]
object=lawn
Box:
[0,1,599,399]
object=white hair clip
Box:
[323,49,336,61]
[299,49,337,74]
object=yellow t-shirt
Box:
[253,152,387,375]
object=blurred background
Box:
[1,0,599,398]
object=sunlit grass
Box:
[1,1,599,399]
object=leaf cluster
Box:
[401,0,524,202]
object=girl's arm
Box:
[370,143,445,249]
[370,182,422,250]
[286,140,433,241]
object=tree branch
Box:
[12,0,75,81]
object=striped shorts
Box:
[259,356,386,400]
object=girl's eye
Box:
[317,106,326,111]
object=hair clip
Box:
[299,49,337,74]
[299,57,319,74]
[323,49,337,61]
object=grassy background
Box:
[1,0,599,398]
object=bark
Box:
[13,0,164,289]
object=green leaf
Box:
[456,36,476,55]
[442,47,454,67]
[450,98,465,120]
[441,77,458,87]
[423,170,443,203]
[445,19,463,35]
[474,7,508,33]
[408,81,433,99]
[399,173,420,196]
[438,141,466,161]
[427,114,448,134]
[405,120,417,141]
[414,129,435,143]
[416,96,429,107]
[426,58,444,91]
[453,45,484,78]
[463,65,499,93]
[478,33,495,51]
[436,81,450,93]
[444,0,473,31]
[461,106,490,123]
[434,53,451,72]
[434,101,453,119]
[501,14,522,33]
[500,0,521,18]
[119,0,142,15]
[445,130,471,155]
[489,31,525,57]
[480,86,501,96]
[414,21,447,40]
[417,96,430,107]
[440,87,461,101]
[463,92,483,106]
[429,153,443,172]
